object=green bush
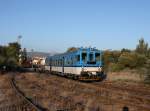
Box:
[144,59,150,84]
[117,52,146,69]
[109,63,124,72]
[118,52,136,68]
[136,54,147,67]
[0,42,21,70]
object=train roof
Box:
[46,47,102,59]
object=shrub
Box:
[109,63,124,72]
[118,52,146,69]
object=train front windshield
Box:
[82,52,101,64]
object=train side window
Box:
[57,59,60,66]
[52,60,54,65]
[71,57,73,65]
[55,60,56,66]
[67,58,69,65]
[73,56,76,64]
[58,60,59,66]
[76,55,80,61]
[53,60,54,66]
[51,60,53,65]
[65,58,67,66]
[60,59,62,66]
[57,60,59,66]
[96,53,100,61]
[59,59,61,66]
[68,58,70,65]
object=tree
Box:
[21,48,27,64]
[66,47,78,52]
[148,48,150,58]
[103,51,114,72]
[121,48,131,53]
[7,42,21,62]
[0,46,6,66]
[0,42,21,70]
[136,38,149,56]
[0,55,5,67]
[144,59,150,84]
[112,51,121,63]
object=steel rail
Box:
[10,77,42,111]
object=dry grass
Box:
[107,69,144,82]
[0,72,149,110]
[13,72,150,111]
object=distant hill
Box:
[27,51,57,57]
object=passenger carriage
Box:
[45,47,105,81]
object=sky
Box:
[0,0,150,53]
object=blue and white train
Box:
[44,47,105,81]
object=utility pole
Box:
[31,49,34,68]
[17,35,22,44]
[17,35,22,65]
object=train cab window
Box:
[89,53,93,61]
[96,53,100,61]
[82,53,87,62]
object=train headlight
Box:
[98,67,102,72]
[82,66,84,71]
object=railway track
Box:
[0,75,43,111]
